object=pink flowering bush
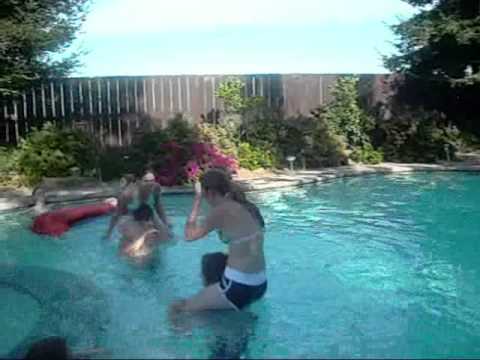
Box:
[151,141,238,186]
[186,142,238,182]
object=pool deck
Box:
[1,157,480,212]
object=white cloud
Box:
[83,0,414,35]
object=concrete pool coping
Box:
[1,161,480,212]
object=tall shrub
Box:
[16,122,95,185]
[321,76,374,148]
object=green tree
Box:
[0,0,90,95]
[386,0,480,84]
[385,0,480,134]
[321,76,373,148]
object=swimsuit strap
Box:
[230,231,262,245]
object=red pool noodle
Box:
[32,202,116,236]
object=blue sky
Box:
[72,0,416,76]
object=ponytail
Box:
[228,182,247,203]
[229,182,265,229]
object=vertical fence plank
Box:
[97,79,103,146]
[106,80,112,143]
[107,80,112,115]
[169,78,174,113]
[211,77,216,110]
[32,88,37,119]
[50,82,56,119]
[319,76,323,105]
[60,83,65,120]
[151,78,156,112]
[69,82,74,114]
[3,103,9,143]
[177,77,182,112]
[134,78,139,113]
[186,76,191,113]
[97,79,102,115]
[116,79,122,146]
[202,77,208,115]
[78,81,84,116]
[125,79,131,144]
[41,83,47,118]
[160,77,165,113]
[95,79,102,146]
[88,80,93,115]
[13,100,19,143]
[116,79,120,114]
[125,78,130,114]
[267,76,272,106]
[142,79,147,113]
[22,91,29,133]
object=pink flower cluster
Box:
[153,141,238,186]
[186,142,238,182]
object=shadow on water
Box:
[170,310,259,359]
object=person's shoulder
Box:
[153,183,162,193]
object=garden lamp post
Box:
[286,156,296,172]
[444,144,451,162]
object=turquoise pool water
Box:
[1,172,480,358]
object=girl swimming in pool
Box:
[118,204,172,262]
[171,169,267,312]
[105,172,170,239]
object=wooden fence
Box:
[0,74,390,147]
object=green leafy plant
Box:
[164,113,197,144]
[238,142,275,170]
[196,122,238,156]
[16,122,95,185]
[307,112,349,167]
[350,144,384,164]
[0,147,22,187]
[216,78,246,114]
[321,76,373,148]
[380,108,462,163]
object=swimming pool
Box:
[1,172,480,358]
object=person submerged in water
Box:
[23,336,107,360]
[171,169,267,312]
[106,172,170,239]
[118,204,173,261]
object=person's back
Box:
[217,199,265,274]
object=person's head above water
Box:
[133,204,153,222]
[142,172,155,182]
[201,252,228,286]
[24,336,70,360]
[200,169,265,228]
[120,174,136,188]
[201,169,246,204]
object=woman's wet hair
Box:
[201,252,228,286]
[201,169,246,202]
[121,174,137,187]
[201,169,265,229]
[133,204,153,222]
[24,336,70,360]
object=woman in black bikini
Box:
[171,169,267,312]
